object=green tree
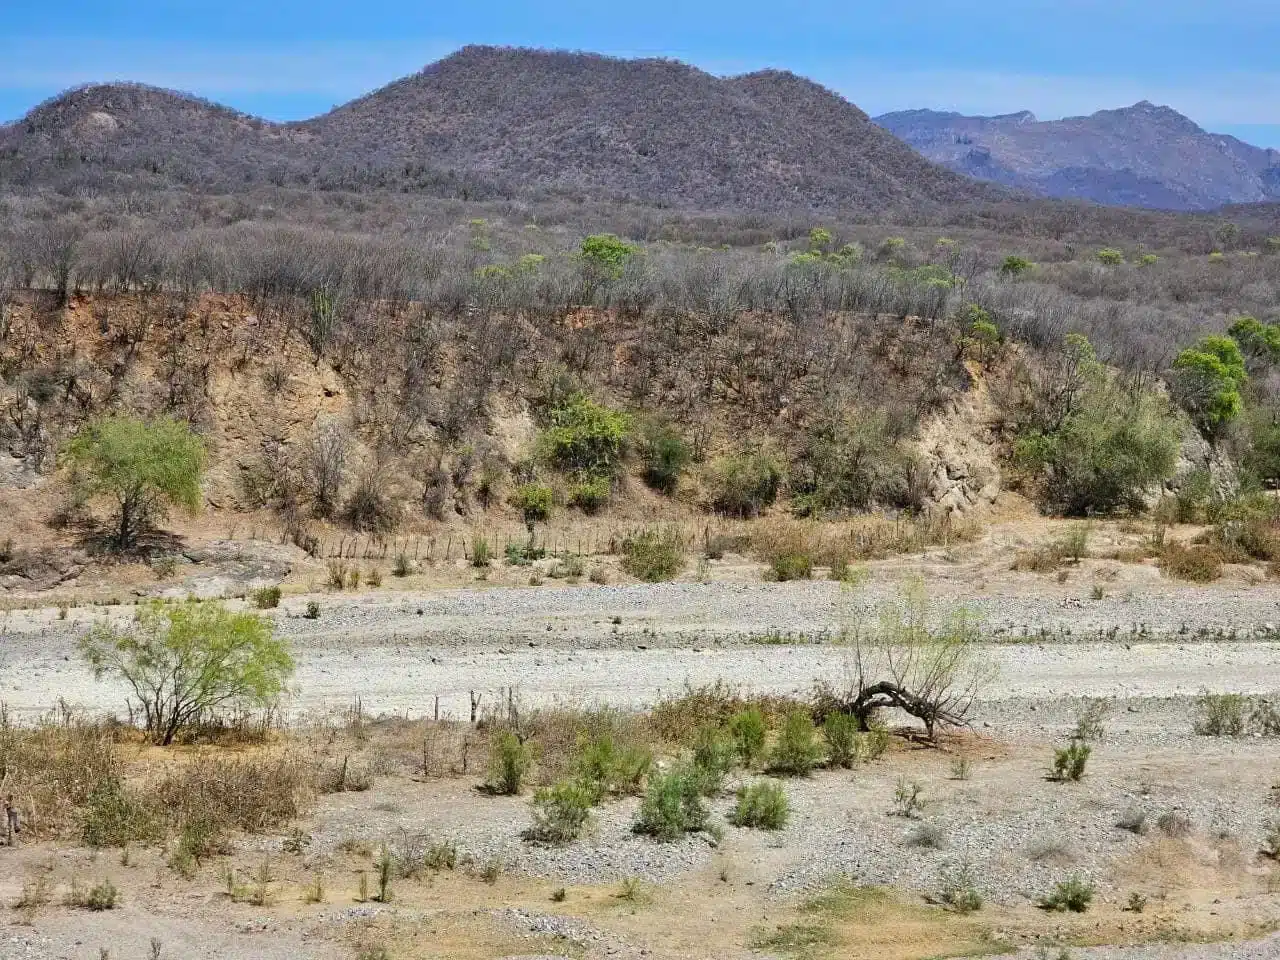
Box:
[1171,335,1247,436]
[64,416,205,550]
[79,601,294,745]
[579,234,635,274]
[637,419,691,495]
[1000,255,1034,277]
[1095,248,1125,266]
[808,227,834,254]
[1227,316,1280,370]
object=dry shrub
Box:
[752,520,819,581]
[519,705,656,786]
[0,708,130,840]
[155,753,314,834]
[1158,543,1223,582]
[836,512,979,562]
[648,682,793,746]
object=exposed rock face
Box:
[915,371,1001,514]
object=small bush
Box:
[768,711,822,776]
[540,393,629,480]
[304,600,320,620]
[728,708,768,768]
[937,860,983,913]
[485,732,534,796]
[638,420,691,494]
[620,527,686,582]
[691,726,738,795]
[1052,740,1091,782]
[860,724,891,761]
[1158,543,1223,582]
[528,780,594,845]
[391,553,411,577]
[470,536,491,568]
[1117,808,1149,835]
[572,733,652,800]
[632,766,709,841]
[705,451,782,517]
[1194,692,1247,735]
[766,552,813,582]
[892,778,926,818]
[908,822,947,849]
[512,483,554,525]
[66,878,120,911]
[569,477,612,513]
[1157,810,1193,838]
[1041,875,1095,913]
[822,713,860,769]
[730,780,790,830]
[251,586,281,610]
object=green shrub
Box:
[1051,739,1090,781]
[569,476,612,513]
[788,412,920,516]
[1158,543,1223,582]
[470,536,491,568]
[251,586,281,610]
[860,724,891,760]
[1095,248,1125,265]
[572,733,652,800]
[85,879,120,911]
[1014,337,1179,515]
[691,726,737,795]
[1041,875,1095,912]
[766,552,813,581]
[768,711,822,777]
[621,527,686,582]
[730,781,790,830]
[528,780,594,845]
[1171,335,1247,437]
[540,393,629,480]
[512,483,554,525]
[632,766,709,841]
[728,708,768,768]
[304,600,320,620]
[822,713,860,769]
[580,234,635,273]
[1001,255,1034,277]
[705,452,782,517]
[82,779,161,848]
[485,732,534,795]
[892,778,927,818]
[1194,692,1247,736]
[937,860,983,913]
[638,420,691,495]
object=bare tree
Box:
[817,583,996,740]
[304,420,349,519]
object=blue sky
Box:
[4,0,1280,147]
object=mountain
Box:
[876,102,1280,211]
[0,46,1001,213]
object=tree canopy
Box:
[64,415,205,549]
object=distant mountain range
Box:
[875,102,1280,211]
[0,46,999,214]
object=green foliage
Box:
[807,227,834,254]
[705,451,782,517]
[789,412,919,516]
[730,780,790,830]
[540,392,630,481]
[1139,253,1160,266]
[768,711,822,777]
[572,733,652,801]
[250,586,281,610]
[728,708,768,767]
[579,234,635,274]
[512,483,554,525]
[637,419,691,495]
[938,860,983,913]
[620,527,686,582]
[1172,334,1248,435]
[822,713,861,769]
[1051,739,1090,781]
[1194,692,1247,736]
[1095,248,1125,265]
[569,476,612,513]
[64,415,205,549]
[485,732,534,796]
[82,779,161,848]
[1015,338,1179,515]
[632,765,709,841]
[78,600,293,746]
[1000,255,1034,277]
[1241,406,1280,484]
[690,726,737,795]
[766,552,813,581]
[1228,315,1280,368]
[528,780,594,844]
[1041,875,1095,913]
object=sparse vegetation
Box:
[1041,875,1095,913]
[729,780,790,830]
[620,527,686,582]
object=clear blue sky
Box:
[4,0,1280,147]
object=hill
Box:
[0,46,1001,213]
[876,102,1280,211]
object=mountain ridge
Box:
[0,45,1001,213]
[876,102,1280,210]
